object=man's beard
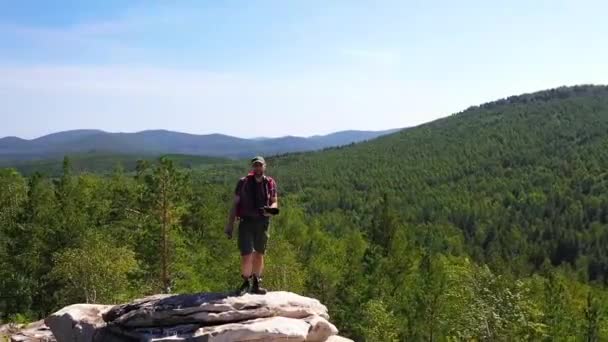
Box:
[254,170,264,177]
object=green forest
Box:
[2,85,608,341]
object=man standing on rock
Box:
[225,156,279,295]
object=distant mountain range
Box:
[0,128,401,162]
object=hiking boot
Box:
[251,274,268,295]
[236,275,251,296]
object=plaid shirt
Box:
[235,174,277,218]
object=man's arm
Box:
[226,179,245,238]
[263,195,278,217]
[227,195,240,224]
[269,194,278,208]
[262,179,278,216]
[225,194,240,238]
[268,178,278,209]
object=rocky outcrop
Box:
[129,316,337,342]
[45,304,113,342]
[103,291,329,327]
[0,320,55,341]
[40,291,353,342]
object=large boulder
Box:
[44,291,344,342]
[45,304,113,342]
[104,291,329,327]
[127,315,336,342]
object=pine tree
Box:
[138,157,190,293]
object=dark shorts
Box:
[238,217,270,255]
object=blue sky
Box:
[0,0,606,139]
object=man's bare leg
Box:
[252,252,264,276]
[241,253,254,278]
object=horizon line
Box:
[0,127,403,141]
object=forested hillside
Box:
[269,85,608,281]
[1,153,233,176]
[1,85,608,341]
